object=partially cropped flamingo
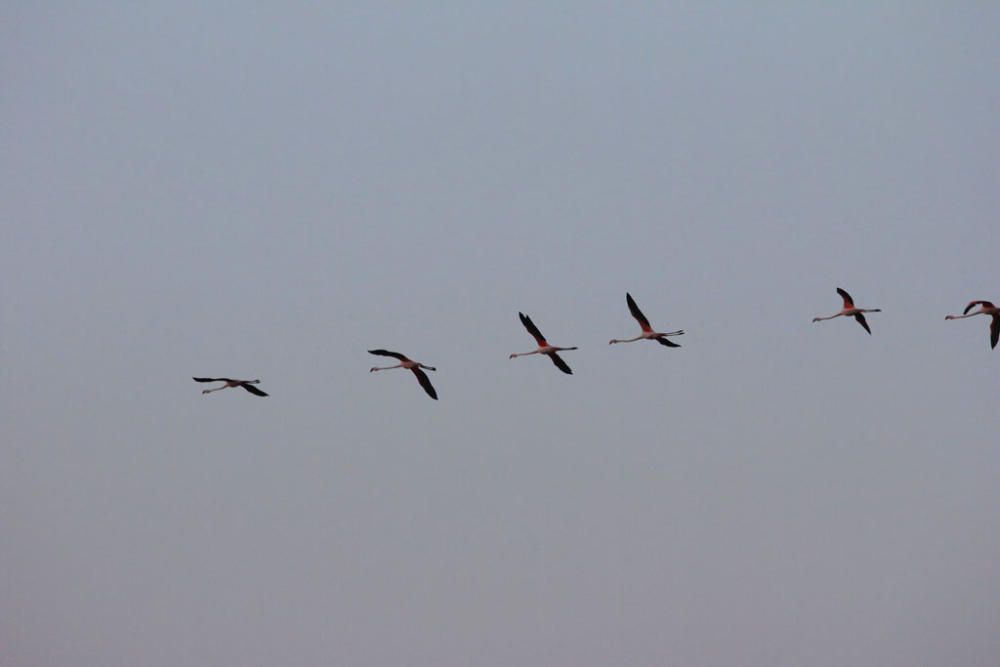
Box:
[368,349,438,399]
[812,287,882,335]
[609,293,685,347]
[509,312,578,374]
[945,300,999,349]
[193,377,269,396]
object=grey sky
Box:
[3,3,999,665]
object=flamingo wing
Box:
[240,383,269,397]
[991,315,999,350]
[548,352,573,375]
[964,300,995,314]
[853,313,872,335]
[368,349,409,361]
[626,293,653,332]
[518,312,547,346]
[836,288,855,309]
[412,367,438,399]
[193,377,232,383]
[655,336,681,347]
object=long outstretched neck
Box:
[370,363,404,372]
[863,308,882,313]
[419,364,437,371]
[609,336,642,344]
[813,314,841,322]
[509,350,540,358]
[946,312,978,320]
[555,346,578,351]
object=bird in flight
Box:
[193,377,269,396]
[812,287,881,334]
[509,312,578,374]
[609,292,685,347]
[368,349,438,399]
[945,300,999,349]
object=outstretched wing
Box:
[548,352,573,374]
[991,315,999,350]
[626,293,653,332]
[518,312,547,345]
[836,288,855,309]
[655,336,681,348]
[240,383,269,397]
[412,367,438,399]
[368,349,408,361]
[193,377,230,383]
[964,300,995,314]
[853,313,872,335]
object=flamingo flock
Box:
[195,289,997,401]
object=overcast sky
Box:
[3,3,999,666]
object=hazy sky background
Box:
[3,3,999,665]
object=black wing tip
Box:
[413,368,438,399]
[549,352,573,374]
[964,301,991,315]
[241,383,269,397]
[368,349,404,359]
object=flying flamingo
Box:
[193,377,269,396]
[509,312,578,374]
[945,300,999,349]
[812,287,881,335]
[609,293,685,347]
[368,349,438,399]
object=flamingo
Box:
[509,312,577,374]
[609,293,685,347]
[812,287,881,335]
[193,377,269,396]
[945,301,999,349]
[368,349,438,399]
